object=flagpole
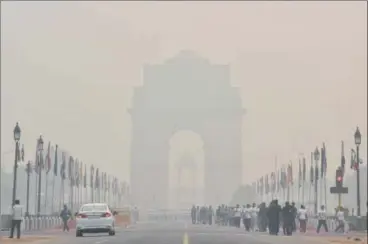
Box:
[34,162,39,215]
[44,171,49,214]
[302,157,305,206]
[60,178,64,211]
[51,174,55,214]
[323,143,327,213]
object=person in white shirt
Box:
[297,205,308,233]
[242,204,252,231]
[251,203,259,231]
[9,199,23,239]
[334,206,346,233]
[316,205,328,233]
[234,204,242,228]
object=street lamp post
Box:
[314,147,320,215]
[12,122,21,206]
[36,135,44,217]
[354,127,361,216]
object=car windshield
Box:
[80,205,107,212]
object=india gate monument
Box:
[129,51,244,209]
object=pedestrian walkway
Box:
[0,236,56,244]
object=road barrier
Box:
[1,215,62,232]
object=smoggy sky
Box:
[1,1,366,184]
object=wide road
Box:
[47,221,318,244]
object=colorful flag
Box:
[276,170,280,192]
[54,145,58,176]
[95,168,99,189]
[25,161,32,175]
[350,149,357,170]
[310,164,314,184]
[68,156,74,185]
[60,151,66,180]
[45,142,51,174]
[35,140,40,174]
[302,157,306,181]
[79,161,83,186]
[341,141,346,175]
[287,163,293,185]
[90,165,94,188]
[315,164,319,182]
[271,172,276,193]
[298,160,302,187]
[260,176,264,195]
[104,173,108,191]
[84,164,87,188]
[321,143,327,177]
[75,159,80,186]
[21,145,24,162]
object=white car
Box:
[75,203,116,237]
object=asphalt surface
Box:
[37,221,323,244]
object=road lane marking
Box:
[183,232,189,244]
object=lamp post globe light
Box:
[37,134,44,217]
[14,122,21,141]
[12,122,21,206]
[354,127,362,216]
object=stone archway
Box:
[129,51,244,209]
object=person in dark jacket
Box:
[291,202,297,232]
[60,204,72,232]
[191,205,197,224]
[208,206,214,225]
[267,200,281,235]
[258,202,268,232]
[282,202,294,236]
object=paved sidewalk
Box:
[304,235,367,244]
[0,236,56,244]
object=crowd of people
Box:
[190,200,347,236]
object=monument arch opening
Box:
[168,130,205,209]
[129,50,244,209]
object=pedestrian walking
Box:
[316,205,328,233]
[191,205,196,224]
[334,206,346,233]
[291,202,297,232]
[60,204,72,232]
[258,202,268,232]
[9,200,23,239]
[208,205,214,225]
[251,203,259,231]
[242,204,252,231]
[282,202,294,236]
[234,204,242,228]
[267,200,281,235]
[297,205,308,233]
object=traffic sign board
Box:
[330,186,348,194]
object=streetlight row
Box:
[251,126,363,215]
[10,122,129,216]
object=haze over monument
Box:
[1,2,366,209]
